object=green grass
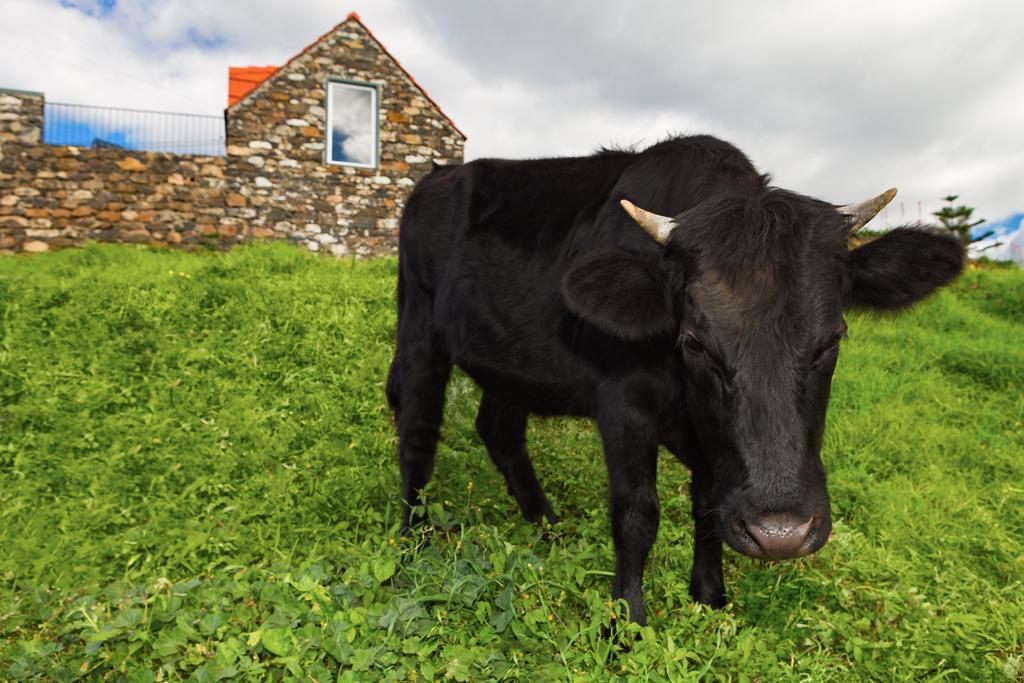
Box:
[0,243,1021,681]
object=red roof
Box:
[226,12,465,138]
[228,66,278,107]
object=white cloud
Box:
[1,0,1021,225]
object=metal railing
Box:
[43,102,225,156]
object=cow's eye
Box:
[815,344,838,363]
[683,334,705,354]
[813,334,844,367]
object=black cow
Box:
[386,135,963,624]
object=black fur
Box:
[845,227,965,310]
[386,134,965,625]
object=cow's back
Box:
[398,152,637,281]
[395,136,762,414]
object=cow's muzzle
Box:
[732,512,825,561]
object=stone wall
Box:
[0,144,235,254]
[0,15,465,256]
[0,90,43,150]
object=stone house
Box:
[0,12,465,255]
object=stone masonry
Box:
[0,14,465,255]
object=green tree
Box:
[933,194,990,245]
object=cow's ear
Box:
[562,249,674,339]
[845,227,965,311]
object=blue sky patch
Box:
[59,0,117,18]
[974,212,1024,238]
[44,117,130,148]
[184,27,226,51]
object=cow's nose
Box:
[743,513,816,560]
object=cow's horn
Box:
[620,199,675,245]
[838,187,897,233]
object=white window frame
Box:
[324,79,380,169]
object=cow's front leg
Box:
[689,469,726,607]
[599,419,660,625]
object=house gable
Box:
[222,13,465,257]
[227,13,464,140]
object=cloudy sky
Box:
[2,0,1022,228]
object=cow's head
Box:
[562,188,963,561]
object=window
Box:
[325,80,378,168]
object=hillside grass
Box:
[0,243,1021,681]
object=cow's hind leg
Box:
[390,329,452,533]
[475,393,557,524]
